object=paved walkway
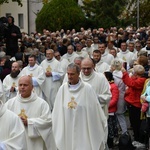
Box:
[112,116,148,150]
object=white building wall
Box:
[0,0,43,34]
[0,1,28,33]
[28,0,43,34]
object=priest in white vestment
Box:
[3,62,21,101]
[98,43,114,65]
[82,38,95,57]
[92,50,110,73]
[117,42,134,69]
[0,101,27,150]
[62,45,79,63]
[20,54,45,98]
[40,49,64,110]
[52,63,107,150]
[0,80,5,103]
[81,58,111,117]
[6,76,57,150]
[54,50,69,74]
[75,43,89,58]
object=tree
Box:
[36,0,86,32]
[0,0,23,6]
[82,0,128,29]
[126,0,150,27]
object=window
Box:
[6,13,11,17]
[18,14,24,29]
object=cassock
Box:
[59,57,69,74]
[0,80,6,103]
[81,71,111,117]
[62,52,79,63]
[101,51,114,65]
[76,50,89,58]
[3,74,21,101]
[82,46,94,57]
[0,102,27,150]
[6,92,56,150]
[40,58,64,110]
[52,80,107,150]
[95,60,110,73]
[20,64,45,98]
[117,50,134,68]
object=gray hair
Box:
[67,45,74,50]
[67,63,81,74]
[111,58,123,70]
[74,56,84,62]
[133,65,145,76]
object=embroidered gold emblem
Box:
[18,109,28,119]
[29,73,33,77]
[122,56,126,61]
[46,65,51,72]
[68,97,77,109]
[12,82,16,87]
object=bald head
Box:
[18,76,33,98]
[81,58,94,76]
[81,58,94,66]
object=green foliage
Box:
[0,0,22,6]
[82,0,128,29]
[127,0,150,27]
[36,0,86,32]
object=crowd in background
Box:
[1,24,150,149]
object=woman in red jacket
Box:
[104,71,119,149]
[122,64,146,148]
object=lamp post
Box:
[137,0,139,29]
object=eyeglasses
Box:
[81,68,92,71]
[55,55,60,57]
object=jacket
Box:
[108,82,119,113]
[122,71,146,108]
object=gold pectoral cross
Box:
[122,56,126,61]
[68,97,77,109]
[29,73,33,77]
[46,65,51,72]
[12,82,16,87]
[18,109,28,119]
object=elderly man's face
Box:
[76,44,82,52]
[19,76,33,98]
[46,50,54,60]
[67,68,79,85]
[67,46,73,54]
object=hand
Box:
[20,117,28,126]
[10,86,15,92]
[45,71,52,77]
[11,33,17,36]
[121,67,126,72]
[141,95,146,102]
[110,66,115,72]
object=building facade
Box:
[0,0,43,34]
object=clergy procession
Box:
[1,25,150,150]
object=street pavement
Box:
[112,116,147,150]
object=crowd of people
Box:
[1,16,150,150]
